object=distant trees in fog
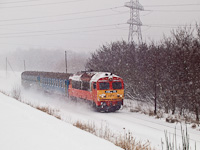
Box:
[1,49,89,73]
[86,25,200,121]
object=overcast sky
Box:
[0,0,200,54]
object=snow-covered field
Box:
[0,71,200,150]
[0,72,122,150]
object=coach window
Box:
[72,81,81,89]
[82,81,89,91]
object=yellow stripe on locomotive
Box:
[97,89,124,101]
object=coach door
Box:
[65,80,70,97]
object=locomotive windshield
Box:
[112,82,122,89]
[99,82,110,90]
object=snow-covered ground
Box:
[0,71,200,149]
[0,85,122,150]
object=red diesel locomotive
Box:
[68,71,124,112]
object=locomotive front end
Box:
[95,73,124,112]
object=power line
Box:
[0,11,127,27]
[0,6,124,23]
[0,23,127,36]
[0,42,102,50]
[0,23,126,38]
[0,23,196,37]
[0,0,85,9]
[144,3,200,7]
[145,9,200,13]
[143,24,196,28]
[0,0,40,4]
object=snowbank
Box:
[0,93,122,150]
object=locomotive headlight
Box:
[117,94,123,98]
[99,94,106,98]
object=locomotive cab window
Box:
[112,82,122,89]
[99,82,110,90]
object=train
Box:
[21,71,124,112]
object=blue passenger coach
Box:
[21,71,72,96]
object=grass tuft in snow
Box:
[115,129,152,150]
[11,85,21,100]
[35,106,61,120]
[73,120,153,150]
[0,90,10,97]
[163,126,196,150]
[73,120,96,134]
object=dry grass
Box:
[35,106,61,120]
[11,86,21,100]
[115,131,152,150]
[73,120,153,150]
[73,121,96,134]
[0,90,10,97]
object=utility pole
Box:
[65,51,67,73]
[24,60,26,71]
[125,0,144,44]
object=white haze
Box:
[0,0,199,54]
[0,49,89,72]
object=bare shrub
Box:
[148,109,155,116]
[191,124,196,129]
[156,110,164,119]
[166,116,179,123]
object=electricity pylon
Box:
[125,0,144,44]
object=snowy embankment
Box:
[0,92,122,150]
[0,71,200,150]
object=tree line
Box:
[86,26,200,121]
